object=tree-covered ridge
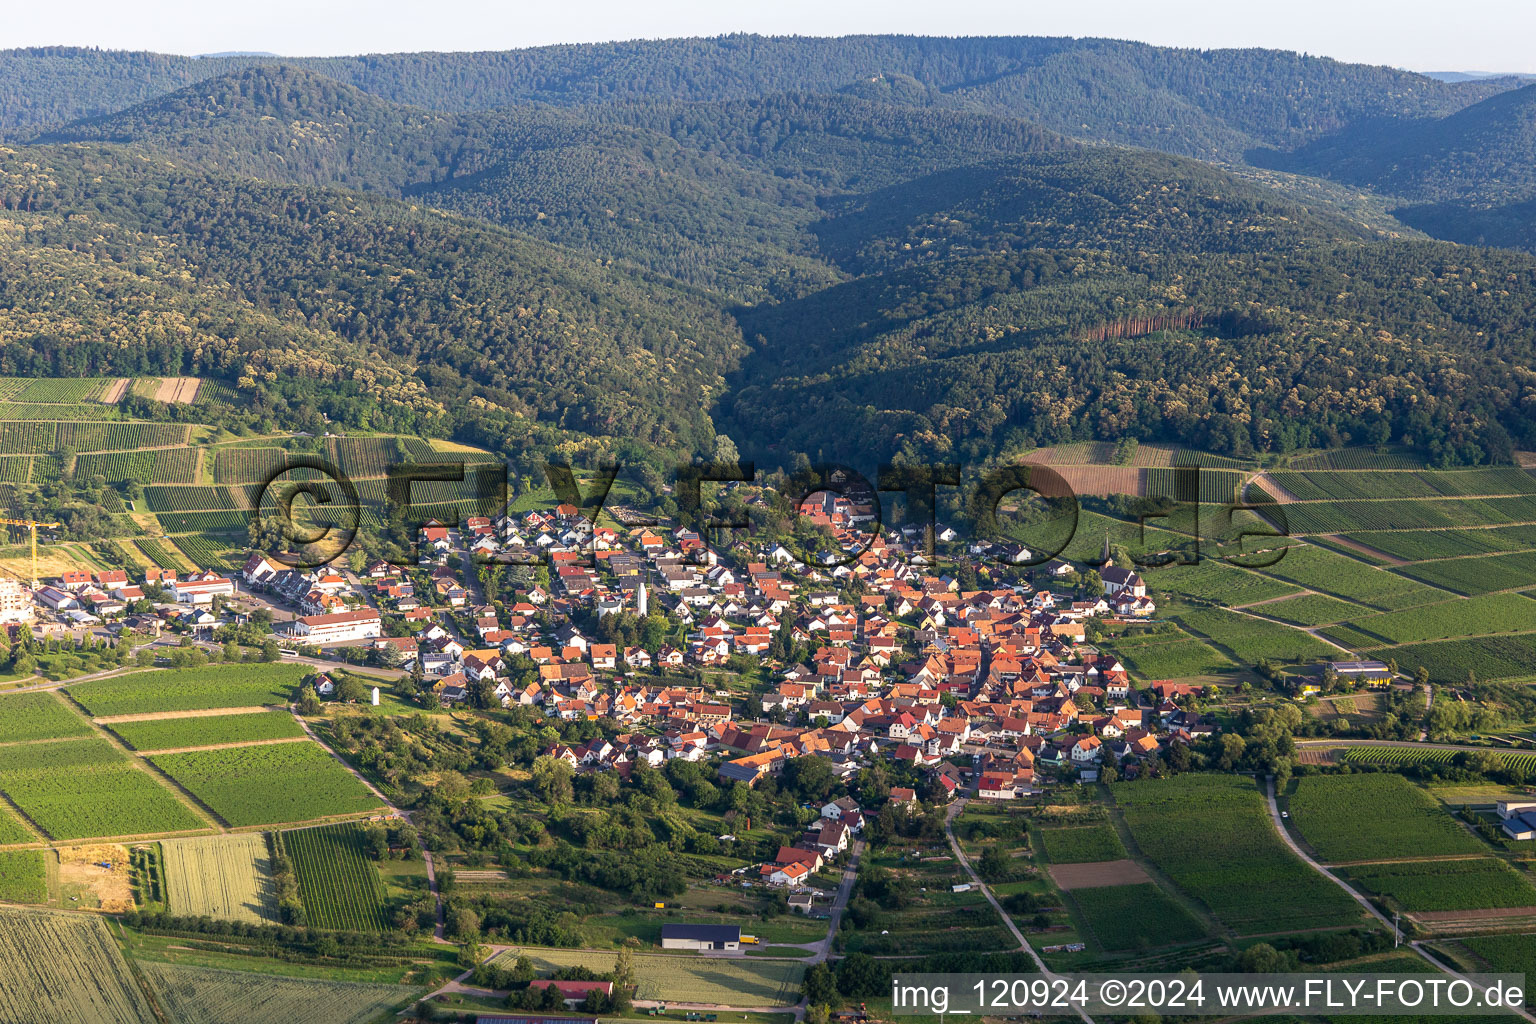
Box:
[1270,82,1536,205]
[0,145,744,452]
[810,149,1378,273]
[0,38,1514,159]
[720,152,1536,468]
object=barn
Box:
[659,924,741,950]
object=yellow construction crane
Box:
[0,519,61,588]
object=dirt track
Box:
[1414,906,1536,921]
[93,705,275,724]
[1048,858,1152,889]
[98,378,130,404]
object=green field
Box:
[139,962,418,1024]
[1370,635,1536,683]
[161,834,278,925]
[151,742,381,827]
[1395,550,1536,596]
[1347,593,1536,644]
[67,665,308,717]
[1287,774,1485,862]
[1258,544,1444,610]
[1458,933,1536,999]
[108,711,305,752]
[492,946,804,1005]
[1148,558,1299,605]
[1175,606,1336,663]
[1037,824,1127,864]
[1340,525,1536,562]
[1109,629,1234,678]
[0,738,205,840]
[1344,858,1536,912]
[0,693,94,743]
[1068,883,1206,952]
[0,906,158,1023]
[1112,774,1362,935]
[0,850,46,903]
[1257,593,1368,627]
[283,823,390,932]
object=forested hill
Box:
[5,43,1536,471]
[0,145,744,459]
[718,149,1536,469]
[34,66,1080,301]
[1,39,1515,159]
[1269,82,1536,203]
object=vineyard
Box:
[152,511,247,533]
[1395,550,1536,595]
[144,486,239,512]
[0,402,118,420]
[0,692,94,743]
[1145,467,1246,504]
[75,449,201,485]
[150,742,382,826]
[139,963,417,1024]
[0,851,45,903]
[1371,634,1536,683]
[1346,593,1536,644]
[0,906,158,1024]
[1286,449,1430,470]
[1037,824,1128,863]
[1175,606,1336,663]
[282,823,390,931]
[1068,883,1206,952]
[107,711,305,752]
[1109,630,1234,679]
[59,422,192,451]
[1112,774,1362,935]
[1339,525,1536,562]
[0,738,205,840]
[1286,774,1484,862]
[160,834,279,925]
[1344,857,1536,911]
[1279,496,1536,534]
[3,378,107,403]
[1341,746,1536,773]
[169,534,244,571]
[1257,544,1443,610]
[131,539,192,571]
[1268,469,1536,502]
[1153,558,1299,606]
[1255,593,1365,627]
[0,805,33,845]
[67,664,307,717]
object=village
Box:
[12,484,1247,839]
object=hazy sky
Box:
[8,0,1536,73]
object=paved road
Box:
[1264,776,1536,1024]
[813,838,863,963]
[943,798,1096,1024]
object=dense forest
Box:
[3,40,1536,470]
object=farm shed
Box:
[660,924,741,950]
